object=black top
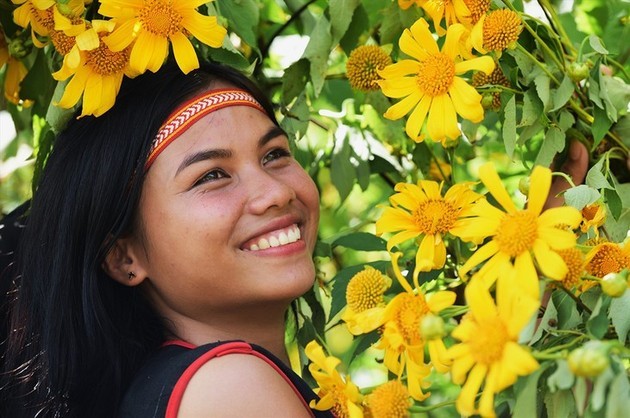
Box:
[118,340,335,418]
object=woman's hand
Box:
[543,140,590,210]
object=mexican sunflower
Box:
[448,279,539,417]
[341,266,392,335]
[418,0,473,35]
[99,0,227,74]
[0,33,31,106]
[458,163,581,299]
[375,179,483,277]
[378,18,494,143]
[374,253,456,401]
[53,20,135,117]
[305,341,364,418]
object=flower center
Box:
[494,210,537,257]
[416,53,455,97]
[346,267,390,313]
[86,36,130,76]
[556,248,585,289]
[394,293,429,344]
[483,9,523,52]
[34,6,55,31]
[365,380,410,418]
[586,243,628,278]
[50,29,76,55]
[412,198,459,236]
[318,385,350,418]
[469,316,509,365]
[346,45,392,92]
[463,0,491,24]
[139,0,183,37]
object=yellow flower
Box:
[374,253,456,400]
[580,202,606,235]
[471,9,523,55]
[0,33,32,106]
[378,18,495,143]
[364,380,411,418]
[554,247,585,290]
[346,45,392,92]
[459,163,581,299]
[341,266,392,334]
[12,0,54,47]
[448,279,539,417]
[99,0,227,74]
[397,0,419,10]
[418,0,472,35]
[305,341,364,418]
[52,20,134,117]
[463,0,491,25]
[585,242,630,279]
[428,159,452,181]
[375,179,483,275]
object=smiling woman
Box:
[0,61,330,418]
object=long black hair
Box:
[0,61,278,417]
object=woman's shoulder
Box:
[118,340,331,418]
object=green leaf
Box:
[339,5,369,53]
[331,131,355,202]
[600,75,630,122]
[606,372,630,418]
[587,295,611,339]
[281,59,310,105]
[314,240,332,258]
[592,367,616,412]
[502,94,516,158]
[608,289,630,342]
[45,80,74,134]
[605,188,623,220]
[551,290,581,329]
[216,0,260,48]
[592,106,613,147]
[551,75,575,112]
[558,109,575,132]
[303,17,333,95]
[513,362,552,418]
[20,48,55,114]
[379,2,421,46]
[574,377,589,416]
[280,92,310,140]
[329,0,361,44]
[586,158,614,190]
[564,185,601,210]
[588,34,609,54]
[544,390,578,418]
[547,360,575,392]
[535,126,566,167]
[520,89,544,127]
[534,74,551,110]
[332,232,387,252]
[509,48,536,83]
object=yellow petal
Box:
[456,363,487,416]
[443,23,465,59]
[81,72,103,116]
[470,16,487,54]
[170,31,199,74]
[378,75,418,98]
[76,28,100,51]
[405,94,430,140]
[391,252,414,294]
[180,13,226,48]
[383,91,422,120]
[386,229,420,251]
[449,77,483,122]
[378,60,421,79]
[459,240,500,278]
[504,342,539,377]
[416,235,436,272]
[478,162,517,213]
[465,280,498,320]
[533,239,568,280]
[455,55,495,75]
[512,251,539,299]
[538,207,581,229]
[427,290,456,312]
[428,339,451,372]
[103,18,137,52]
[147,33,168,72]
[57,67,89,109]
[538,227,577,249]
[408,18,438,56]
[93,74,119,116]
[426,94,459,141]
[527,166,552,215]
[450,352,475,384]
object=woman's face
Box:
[131,99,320,324]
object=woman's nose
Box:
[245,171,296,214]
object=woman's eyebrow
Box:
[259,126,288,147]
[175,148,232,177]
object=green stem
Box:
[409,399,457,412]
[559,285,592,315]
[539,334,587,354]
[537,0,578,56]
[515,44,560,84]
[568,101,629,153]
[551,171,576,188]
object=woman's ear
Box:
[102,237,148,287]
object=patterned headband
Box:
[145,88,266,169]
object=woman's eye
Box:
[194,169,229,186]
[262,148,291,165]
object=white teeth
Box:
[246,224,301,251]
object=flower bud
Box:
[420,314,445,341]
[8,39,30,59]
[481,94,495,110]
[600,272,628,298]
[568,62,590,83]
[518,176,530,196]
[567,342,609,378]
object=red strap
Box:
[165,341,315,418]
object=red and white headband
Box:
[145,88,266,169]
